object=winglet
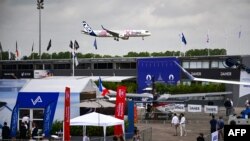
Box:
[101,25,107,30]
[173,61,195,80]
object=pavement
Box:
[134,107,245,141]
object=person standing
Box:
[83,133,90,141]
[209,115,217,133]
[31,122,38,139]
[179,113,187,136]
[217,116,224,140]
[245,99,249,107]
[171,113,179,136]
[224,98,232,116]
[2,122,10,140]
[20,122,27,139]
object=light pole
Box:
[37,0,44,60]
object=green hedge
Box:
[155,83,225,94]
[96,81,225,94]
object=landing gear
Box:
[142,37,144,40]
[114,37,119,41]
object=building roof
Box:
[20,76,97,93]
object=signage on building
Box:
[137,58,180,93]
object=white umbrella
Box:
[75,100,115,108]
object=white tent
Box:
[70,112,125,141]
[20,76,97,93]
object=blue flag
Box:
[94,38,97,50]
[98,76,103,92]
[181,33,187,45]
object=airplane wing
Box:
[108,92,153,98]
[101,25,119,37]
[174,61,250,86]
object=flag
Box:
[46,39,51,51]
[114,86,126,136]
[15,41,19,59]
[239,25,242,39]
[69,40,73,49]
[72,51,79,66]
[64,87,70,141]
[181,33,187,45]
[206,33,209,43]
[74,40,79,50]
[93,38,97,50]
[0,42,3,53]
[31,42,34,53]
[239,31,241,39]
[74,54,79,66]
[98,77,110,96]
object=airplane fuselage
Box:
[82,30,151,39]
[81,21,151,41]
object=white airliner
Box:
[81,21,151,41]
[173,61,250,86]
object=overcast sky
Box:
[0,0,249,57]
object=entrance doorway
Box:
[19,108,44,134]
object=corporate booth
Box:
[9,76,98,138]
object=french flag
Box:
[98,77,110,96]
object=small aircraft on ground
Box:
[81,21,151,41]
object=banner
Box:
[137,58,180,93]
[64,87,71,141]
[10,105,19,137]
[239,71,250,97]
[114,86,126,136]
[134,105,138,123]
[204,105,218,114]
[187,104,202,112]
[211,131,218,141]
[174,104,186,112]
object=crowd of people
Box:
[1,114,39,140]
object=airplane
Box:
[95,73,237,116]
[173,61,250,86]
[98,85,232,116]
[81,21,151,41]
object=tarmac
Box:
[134,107,245,141]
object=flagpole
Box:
[72,49,75,76]
[207,29,210,56]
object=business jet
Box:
[81,21,151,41]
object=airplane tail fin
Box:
[82,21,97,36]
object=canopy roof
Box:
[70,112,124,127]
[70,112,125,141]
[20,76,97,93]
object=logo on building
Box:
[169,74,174,81]
[145,74,152,86]
[31,96,43,105]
